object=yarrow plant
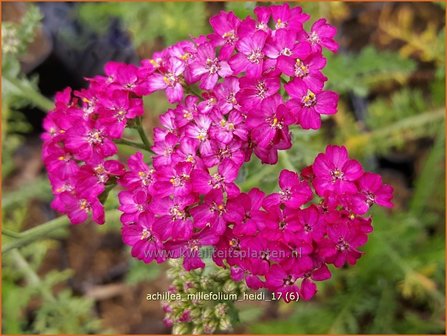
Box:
[42,2,393,317]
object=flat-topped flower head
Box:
[42,4,391,304]
[286,80,338,129]
[189,42,232,90]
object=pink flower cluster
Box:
[41,61,151,224]
[42,4,393,302]
[213,145,393,301]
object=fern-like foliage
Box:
[324,47,417,97]
[2,204,105,334]
[78,2,209,49]
[2,5,53,177]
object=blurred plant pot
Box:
[2,2,53,74]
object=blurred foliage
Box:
[367,88,427,129]
[2,177,52,209]
[125,258,161,285]
[2,2,445,335]
[345,107,444,158]
[78,2,209,50]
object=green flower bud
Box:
[214,303,228,318]
[238,280,249,293]
[167,268,179,280]
[191,325,204,335]
[2,25,20,55]
[203,320,218,334]
[172,323,190,335]
[223,279,237,293]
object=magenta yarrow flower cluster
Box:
[42,4,393,302]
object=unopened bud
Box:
[238,280,249,293]
[167,268,179,279]
[200,275,211,288]
[219,316,233,332]
[214,303,228,318]
[172,323,190,335]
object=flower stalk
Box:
[2,75,54,112]
[135,116,152,150]
[114,138,153,153]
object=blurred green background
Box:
[2,2,445,334]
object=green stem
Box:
[2,75,54,112]
[114,138,152,153]
[2,228,22,238]
[10,249,55,302]
[135,117,153,150]
[99,182,117,203]
[2,177,51,209]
